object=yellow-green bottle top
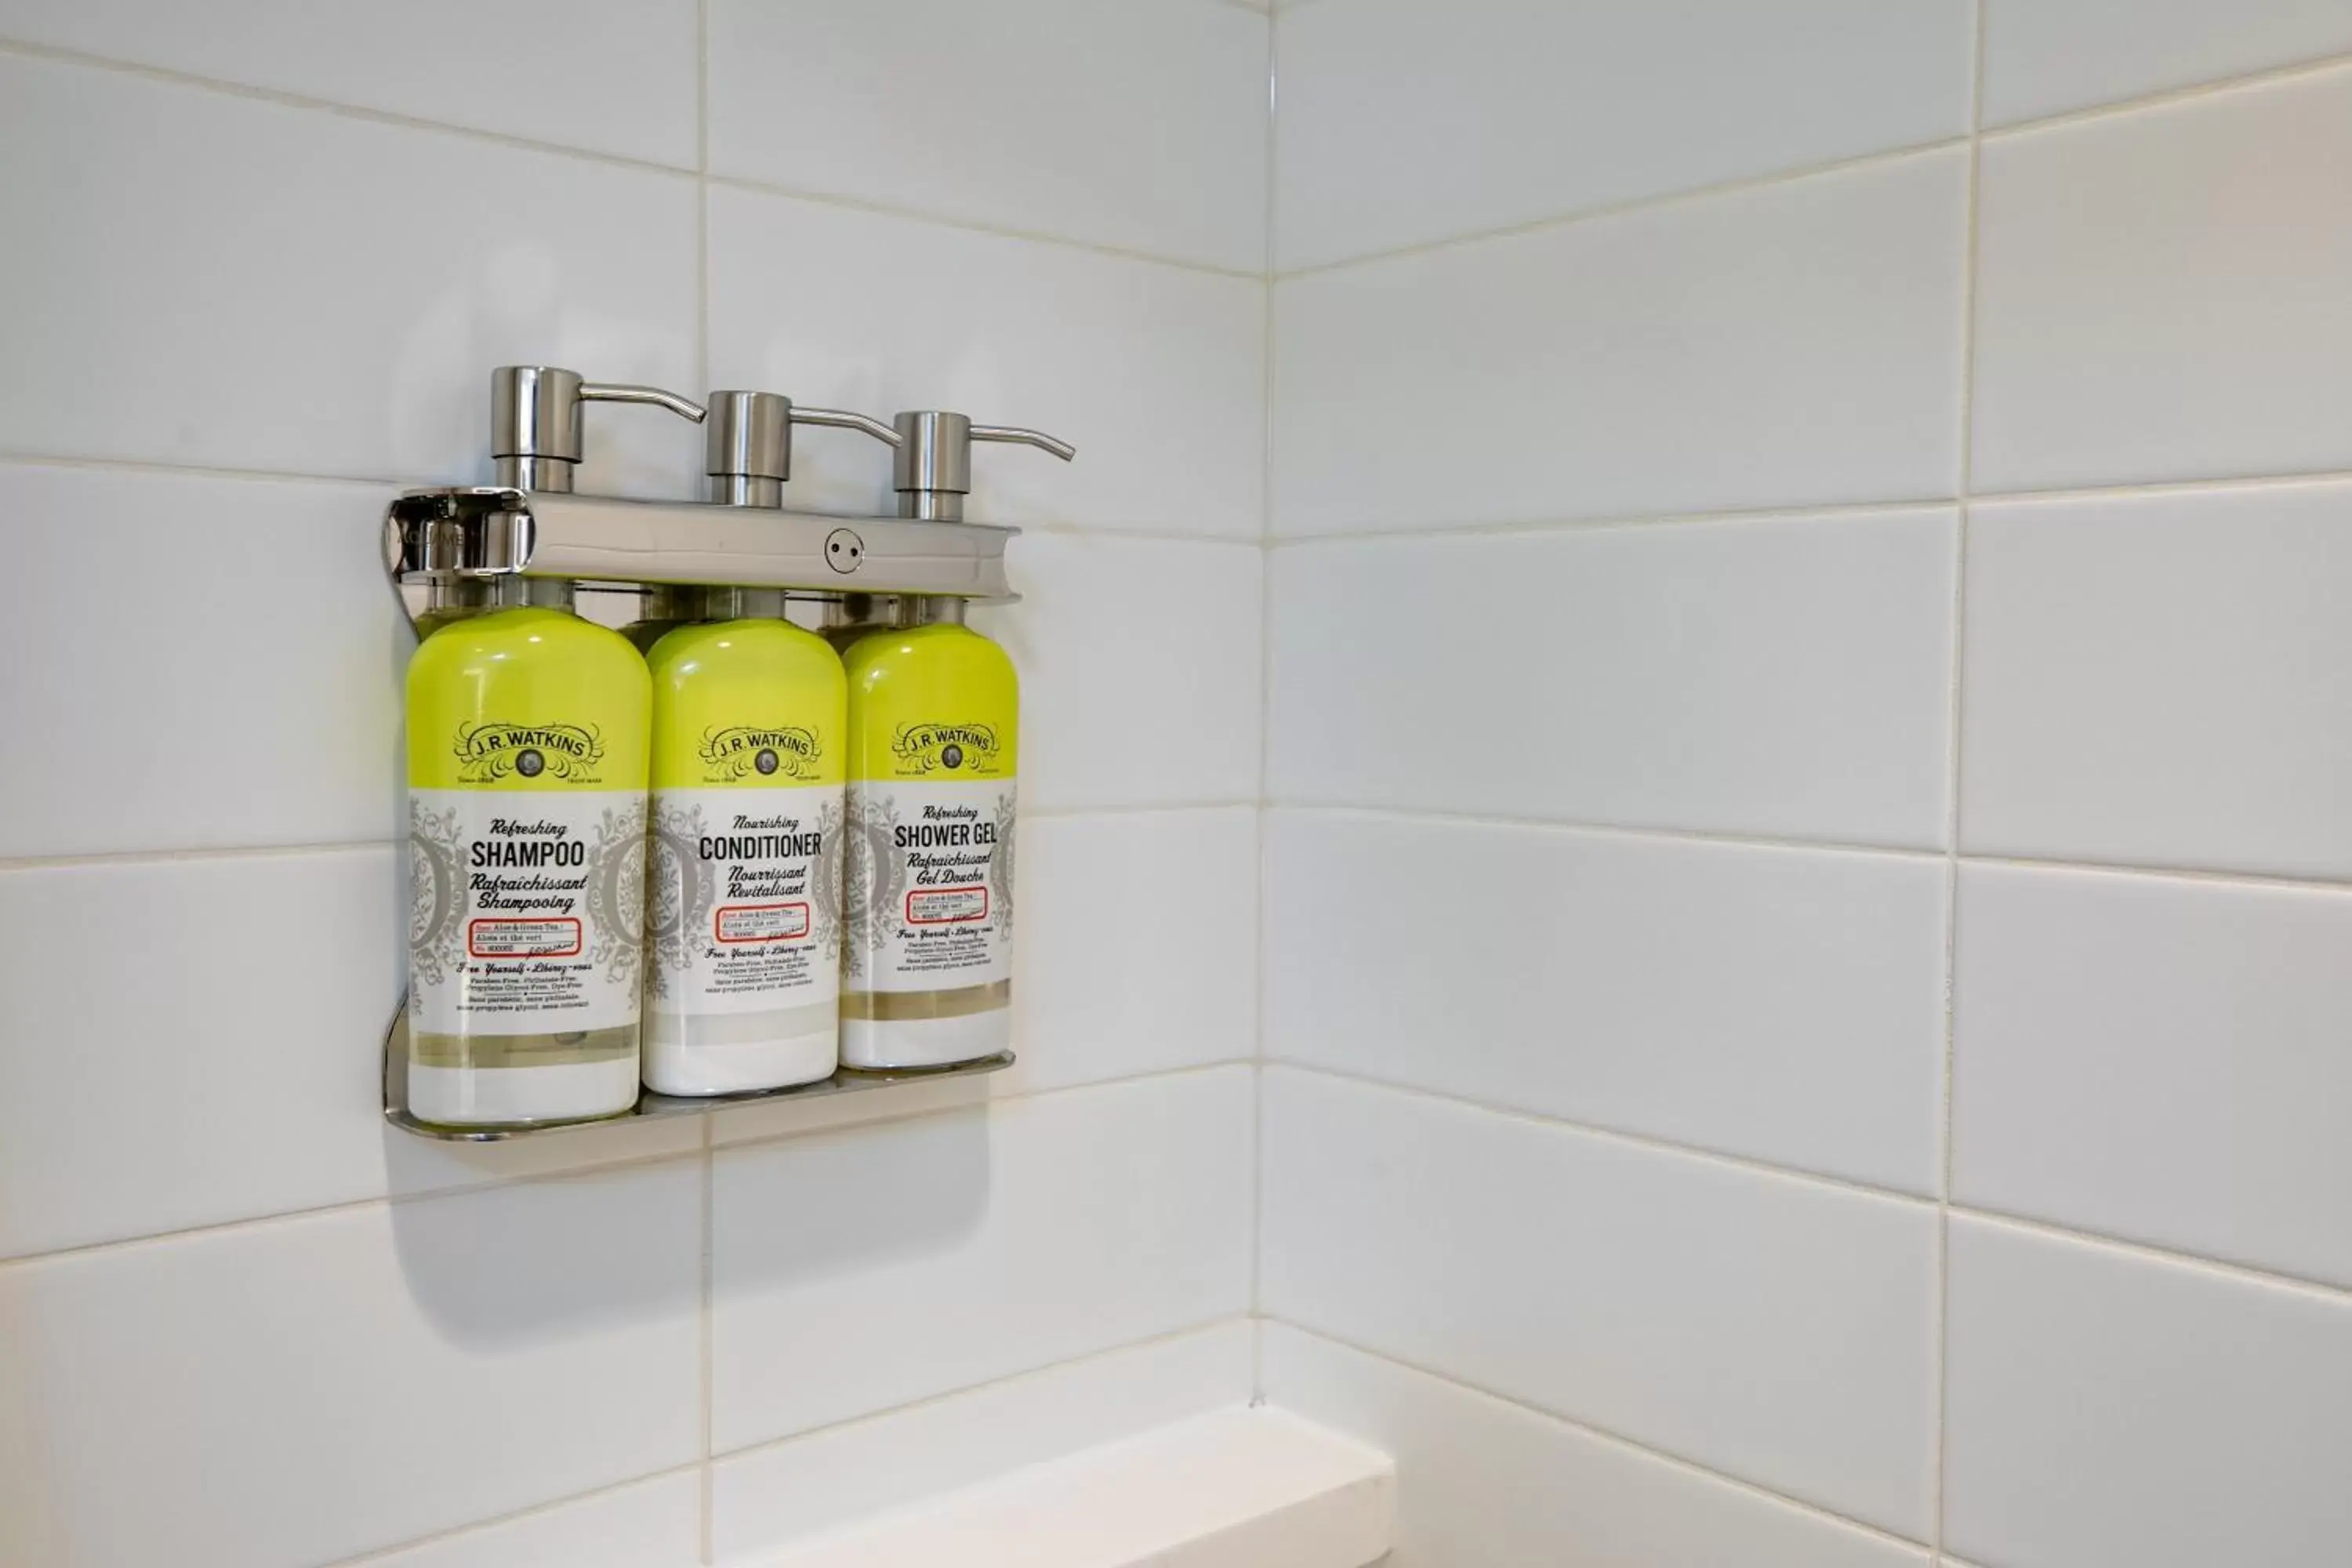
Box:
[647,616,848,789]
[408,606,651,790]
[841,622,1018,781]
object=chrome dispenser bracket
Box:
[382,484,1018,633]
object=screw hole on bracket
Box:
[825,528,865,574]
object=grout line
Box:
[699,1120,717,1566]
[334,1320,1261,1565]
[1933,6,1989,1553]
[1249,0,1279,1403]
[702,172,1264,282]
[0,806,1257,877]
[1968,463,2352,506]
[0,838,399,873]
[9,1057,2347,1320]
[1007,520,1265,547]
[694,0,711,409]
[709,1059,1254,1157]
[315,1461,706,1568]
[1957,850,2352,895]
[2,1068,1249,1277]
[16,814,2352,901]
[0,35,700,177]
[18,445,2352,534]
[1951,1204,2352,1308]
[1273,1061,1940,1211]
[0,1139,712,1273]
[1213,452,2352,546]
[705,1313,1257,1467]
[1272,804,2352,897]
[1022,799,1258,820]
[1275,136,1972,281]
[1273,45,2352,285]
[1268,801,1952,866]
[1268,495,1961,547]
[0,448,420,489]
[1265,1319,1936,1554]
[1981,40,2352,140]
[694,28,714,1552]
[1274,1058,2352,1307]
[0,451,1261,545]
[0,34,1258,285]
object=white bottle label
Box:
[407,789,647,1036]
[647,785,844,1014]
[844,779,1016,993]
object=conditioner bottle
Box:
[405,579,652,1127]
[840,600,1017,1069]
[643,590,848,1094]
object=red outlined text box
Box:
[467,916,583,959]
[906,885,989,925]
[715,902,811,943]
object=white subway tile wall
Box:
[1271,151,1968,535]
[710,1320,1254,1559]
[9,2,2352,1564]
[1273,0,1973,271]
[1962,480,2352,877]
[1264,4,2352,1565]
[1980,0,2352,125]
[1266,510,1958,846]
[1011,808,1260,1091]
[708,1068,1254,1454]
[1972,67,2352,494]
[340,1472,702,1568]
[1265,811,1947,1193]
[1952,864,2352,1290]
[1261,1325,1932,1568]
[0,1163,706,1568]
[1944,1218,2352,1568]
[974,534,1264,810]
[706,0,1269,272]
[1259,1069,1940,1536]
[0,0,702,164]
[0,4,1269,1563]
[0,845,706,1261]
[0,54,705,498]
[704,184,1265,535]
[0,465,408,857]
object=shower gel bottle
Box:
[405,579,652,1127]
[643,589,848,1095]
[840,600,1018,1069]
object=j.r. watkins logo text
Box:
[891,721,1002,775]
[454,721,604,783]
[699,725,822,782]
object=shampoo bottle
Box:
[643,589,848,1094]
[405,579,652,1127]
[840,599,1017,1069]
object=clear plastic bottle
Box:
[405,578,652,1127]
[642,588,848,1095]
[839,598,1018,1069]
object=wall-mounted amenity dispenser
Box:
[383,366,1069,1141]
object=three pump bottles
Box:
[399,367,1061,1129]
